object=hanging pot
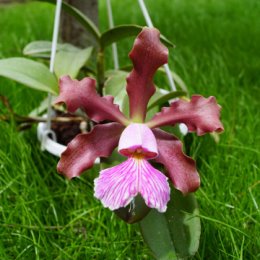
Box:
[37,111,99,164]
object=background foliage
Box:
[0,0,259,259]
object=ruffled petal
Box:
[153,128,200,194]
[55,76,129,125]
[118,123,158,159]
[126,27,168,122]
[94,158,139,211]
[147,95,224,136]
[139,159,170,212]
[57,123,124,179]
[94,157,170,212]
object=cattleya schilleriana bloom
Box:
[55,27,224,213]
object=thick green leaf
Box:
[100,25,174,49]
[0,58,58,94]
[165,190,201,258]
[140,188,201,260]
[37,0,100,43]
[23,41,54,58]
[145,88,164,121]
[104,70,128,109]
[140,209,178,260]
[147,90,187,111]
[23,41,79,58]
[54,46,93,78]
[114,195,151,224]
[24,41,93,78]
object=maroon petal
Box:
[147,95,224,136]
[57,123,124,179]
[126,27,168,122]
[55,76,129,125]
[153,128,200,194]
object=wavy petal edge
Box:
[94,157,170,212]
[147,95,224,136]
[55,75,129,125]
[126,27,168,122]
[57,123,124,179]
[153,128,200,194]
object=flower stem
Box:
[97,50,105,96]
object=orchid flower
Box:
[55,27,224,213]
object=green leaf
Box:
[147,90,187,111]
[104,70,129,118]
[0,58,58,94]
[24,41,93,78]
[146,88,170,121]
[140,188,201,260]
[54,46,93,78]
[104,70,128,109]
[165,190,201,258]
[23,41,54,58]
[100,25,174,49]
[114,195,151,224]
[37,0,100,43]
[140,209,177,260]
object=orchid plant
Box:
[0,1,224,257]
[55,28,223,216]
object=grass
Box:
[0,0,259,259]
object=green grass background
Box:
[0,0,259,259]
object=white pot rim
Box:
[37,120,100,163]
[37,121,67,157]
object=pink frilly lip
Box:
[118,123,158,159]
[94,156,170,213]
[93,123,171,212]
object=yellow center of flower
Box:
[132,148,146,160]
